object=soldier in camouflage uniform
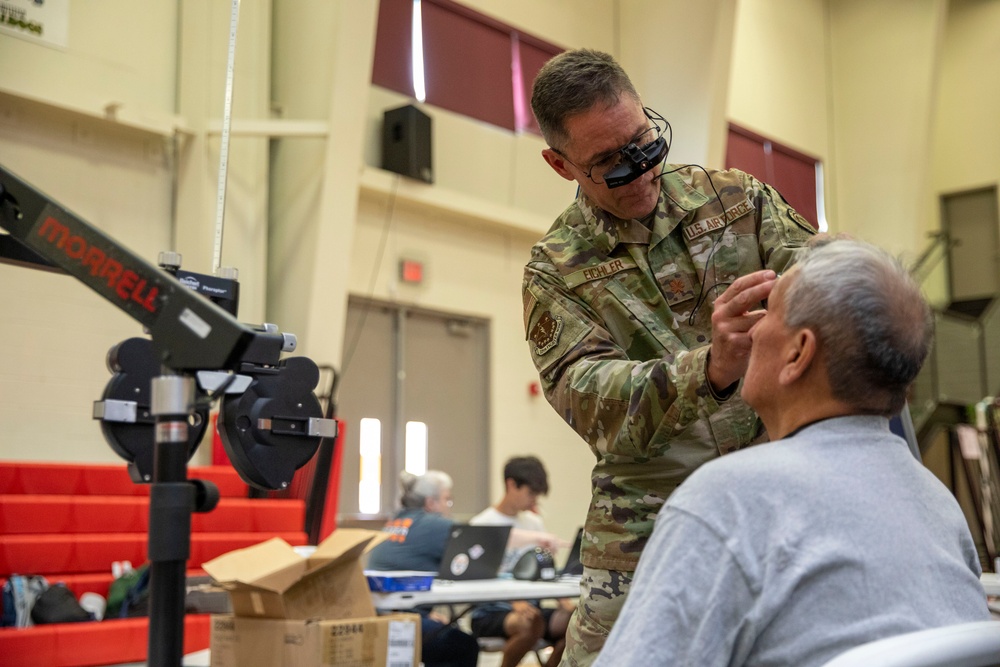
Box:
[524,49,817,666]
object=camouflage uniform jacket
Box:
[522,166,815,571]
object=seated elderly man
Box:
[594,239,991,667]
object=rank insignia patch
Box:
[530,311,563,355]
[661,272,695,306]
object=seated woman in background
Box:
[366,470,479,667]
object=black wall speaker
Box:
[382,104,433,183]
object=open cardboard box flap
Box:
[203,537,307,593]
[202,529,388,620]
[307,528,386,572]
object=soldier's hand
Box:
[707,269,777,392]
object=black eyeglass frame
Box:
[551,107,670,186]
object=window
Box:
[372,0,563,134]
[358,418,382,514]
[357,418,428,512]
[405,421,428,475]
[725,124,825,231]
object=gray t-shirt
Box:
[594,415,989,667]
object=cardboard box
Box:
[210,613,422,667]
[202,529,386,621]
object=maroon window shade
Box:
[725,130,769,185]
[725,124,819,229]
[771,147,818,230]
[371,0,563,134]
[516,37,562,135]
[372,0,414,97]
[421,0,515,130]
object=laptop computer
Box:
[559,527,584,577]
[438,524,511,581]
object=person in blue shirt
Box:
[367,470,479,667]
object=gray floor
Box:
[105,649,209,667]
[104,648,533,666]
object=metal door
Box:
[335,297,490,521]
[943,187,1000,302]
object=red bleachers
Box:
[0,461,308,667]
[0,495,305,534]
[0,614,211,667]
[0,463,247,497]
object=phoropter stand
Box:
[0,165,337,667]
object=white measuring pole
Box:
[213,0,241,274]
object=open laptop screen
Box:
[438,524,511,581]
[560,527,584,577]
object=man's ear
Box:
[542,148,576,181]
[779,328,817,385]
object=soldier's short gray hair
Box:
[781,239,932,416]
[531,48,640,150]
[400,470,453,509]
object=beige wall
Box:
[827,0,946,256]
[174,0,273,331]
[929,0,1000,306]
[728,0,831,227]
[729,0,831,159]
[0,107,173,462]
[933,0,1000,192]
[1,0,998,542]
[622,0,739,168]
[0,1,178,131]
[727,0,984,309]
[0,0,178,463]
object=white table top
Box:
[370,573,999,610]
[371,576,581,610]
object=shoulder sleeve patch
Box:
[530,311,563,356]
[522,277,595,375]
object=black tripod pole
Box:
[147,373,196,667]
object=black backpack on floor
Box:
[30,584,91,624]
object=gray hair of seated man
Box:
[399,470,453,509]
[781,239,932,416]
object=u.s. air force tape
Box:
[682,196,754,242]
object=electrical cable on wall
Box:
[340,173,400,379]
